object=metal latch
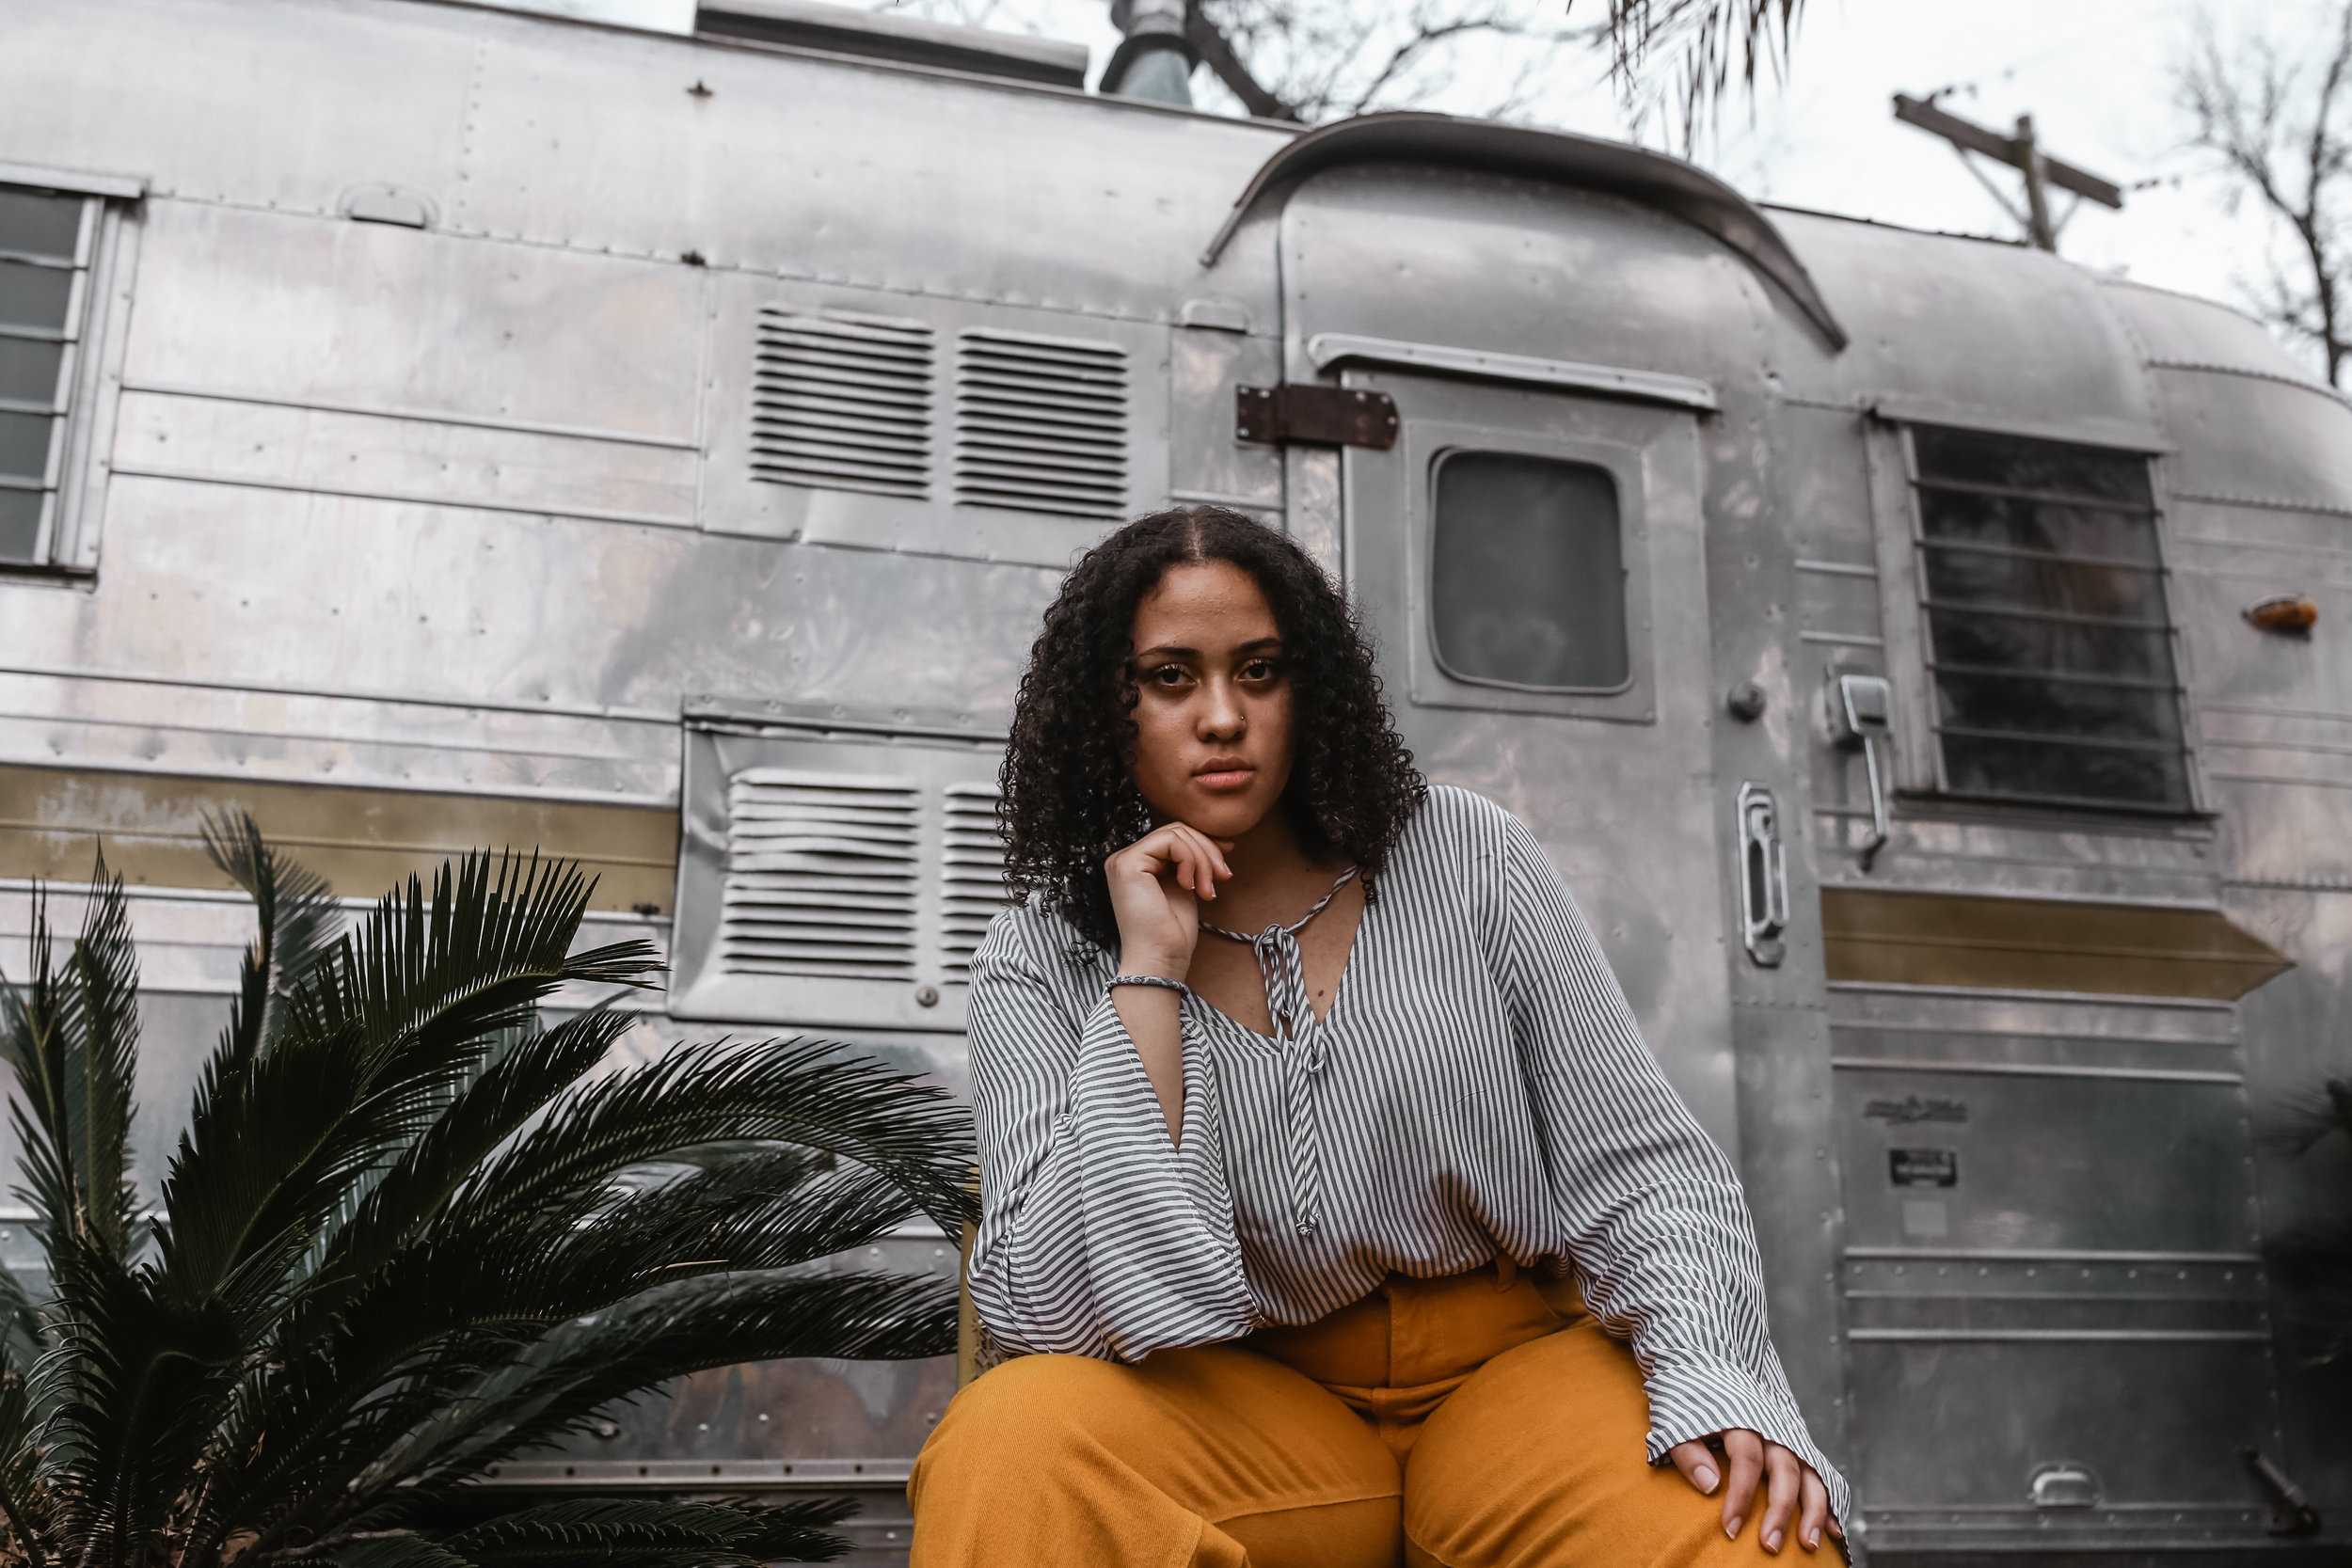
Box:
[1829,670,1892,873]
[2243,1447,2322,1536]
[1735,782,1788,968]
[1235,385,1400,450]
[2028,1462,2099,1509]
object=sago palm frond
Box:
[1573,0,1807,150]
[0,813,978,1568]
[0,857,142,1271]
[213,1148,947,1549]
[397,1270,956,1492]
[326,1496,860,1567]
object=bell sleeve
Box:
[961,916,1258,1364]
[1487,801,1855,1538]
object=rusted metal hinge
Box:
[1235,384,1399,450]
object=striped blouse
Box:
[962,781,1851,1530]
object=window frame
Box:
[0,160,145,578]
[1862,407,2213,819]
[1402,413,1659,725]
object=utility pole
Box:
[1893,92,2125,251]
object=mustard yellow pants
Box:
[907,1259,1810,1567]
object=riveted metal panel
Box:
[1283,164,1772,400]
[1768,211,2164,445]
[2155,372,2352,511]
[1832,1064,2256,1254]
[0,0,477,218]
[1828,982,2281,1548]
[451,0,1283,325]
[120,200,704,442]
[1168,325,1284,509]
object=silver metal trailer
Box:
[3,0,2346,1560]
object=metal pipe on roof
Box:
[1102,0,1196,106]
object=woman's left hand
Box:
[1666,1430,1842,1554]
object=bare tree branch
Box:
[2175,1,2352,387]
[868,0,1795,150]
[1188,0,1592,124]
[1183,8,1297,119]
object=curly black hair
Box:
[996,503,1429,962]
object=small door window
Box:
[1430,451,1629,692]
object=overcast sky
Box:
[936,0,2337,381]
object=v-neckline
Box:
[1187,879,1373,1052]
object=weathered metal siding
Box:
[0,5,1286,1555]
[2099,276,2352,1541]
[1,0,2347,1560]
[1751,209,2346,1554]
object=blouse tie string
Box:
[1200,863,1361,1236]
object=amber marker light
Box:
[2244,594,2319,634]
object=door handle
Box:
[1831,671,1892,872]
[1736,782,1788,968]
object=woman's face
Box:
[1124,559,1295,838]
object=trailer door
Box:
[1332,367,1743,1150]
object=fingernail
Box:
[1805,1528,1820,1548]
[1765,1528,1783,1553]
[1725,1516,1742,1541]
[1694,1465,1719,1493]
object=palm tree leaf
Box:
[33,1226,246,1556]
[298,1012,544,1290]
[1577,0,1807,150]
[0,1261,45,1367]
[405,1271,955,1491]
[56,850,142,1259]
[443,1498,777,1552]
[104,847,645,1565]
[0,854,141,1272]
[198,1132,924,1554]
[221,1157,924,1543]
[198,807,344,1066]
[0,1367,58,1568]
[307,1005,643,1301]
[153,845,661,1320]
[437,1497,853,1565]
[310,1533,483,1568]
[448,1036,977,1244]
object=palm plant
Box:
[0,810,976,1567]
[1575,0,1809,150]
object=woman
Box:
[908,504,1851,1566]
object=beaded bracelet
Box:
[1108,973,1190,998]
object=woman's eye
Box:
[1248,659,1283,680]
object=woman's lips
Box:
[1193,768,1255,791]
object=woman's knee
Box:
[918,1353,1128,1464]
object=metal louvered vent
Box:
[716,768,920,980]
[954,329,1129,518]
[940,783,1009,983]
[750,309,935,499]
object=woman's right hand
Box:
[1104,821,1235,977]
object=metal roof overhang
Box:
[1200,110,1850,354]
